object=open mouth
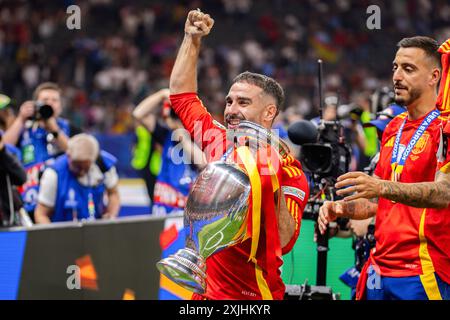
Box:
[226,119,241,129]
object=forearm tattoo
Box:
[380,172,450,208]
[344,198,378,220]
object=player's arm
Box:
[279,157,310,253]
[318,198,378,235]
[169,11,222,154]
[278,191,296,249]
[378,171,450,208]
[170,10,214,94]
[336,171,450,209]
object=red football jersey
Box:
[170,93,309,299]
[373,110,450,283]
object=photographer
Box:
[132,88,206,216]
[335,93,379,171]
[2,82,82,217]
[35,134,120,224]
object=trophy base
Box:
[156,248,207,294]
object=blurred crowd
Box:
[1,0,449,134]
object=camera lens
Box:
[35,102,54,120]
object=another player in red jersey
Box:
[318,36,450,300]
[169,10,309,300]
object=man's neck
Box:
[406,93,437,120]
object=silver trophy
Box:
[156,121,289,293]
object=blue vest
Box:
[50,151,117,222]
[18,118,71,213]
[19,118,71,167]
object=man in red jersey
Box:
[318,36,450,300]
[168,9,309,300]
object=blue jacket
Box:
[18,118,71,212]
[18,118,71,167]
[50,151,117,222]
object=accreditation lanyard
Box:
[390,109,440,182]
[87,174,96,220]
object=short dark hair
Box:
[232,71,285,116]
[33,82,61,100]
[397,36,441,68]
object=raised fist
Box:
[185,9,214,38]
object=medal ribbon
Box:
[390,109,440,181]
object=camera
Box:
[287,118,352,220]
[285,281,339,300]
[31,101,54,121]
[337,102,363,121]
[299,121,351,178]
[353,223,376,271]
[371,86,395,114]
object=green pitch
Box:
[282,219,355,300]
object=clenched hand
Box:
[185,9,214,38]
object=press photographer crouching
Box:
[35,134,120,224]
[2,82,82,219]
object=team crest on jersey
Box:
[411,132,430,155]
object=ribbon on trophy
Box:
[236,143,282,299]
[436,38,450,174]
[436,38,450,114]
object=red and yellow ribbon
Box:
[236,146,262,263]
[437,38,450,113]
[235,145,283,299]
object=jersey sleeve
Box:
[170,93,226,157]
[280,154,310,254]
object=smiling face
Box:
[392,47,440,107]
[224,82,278,130]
